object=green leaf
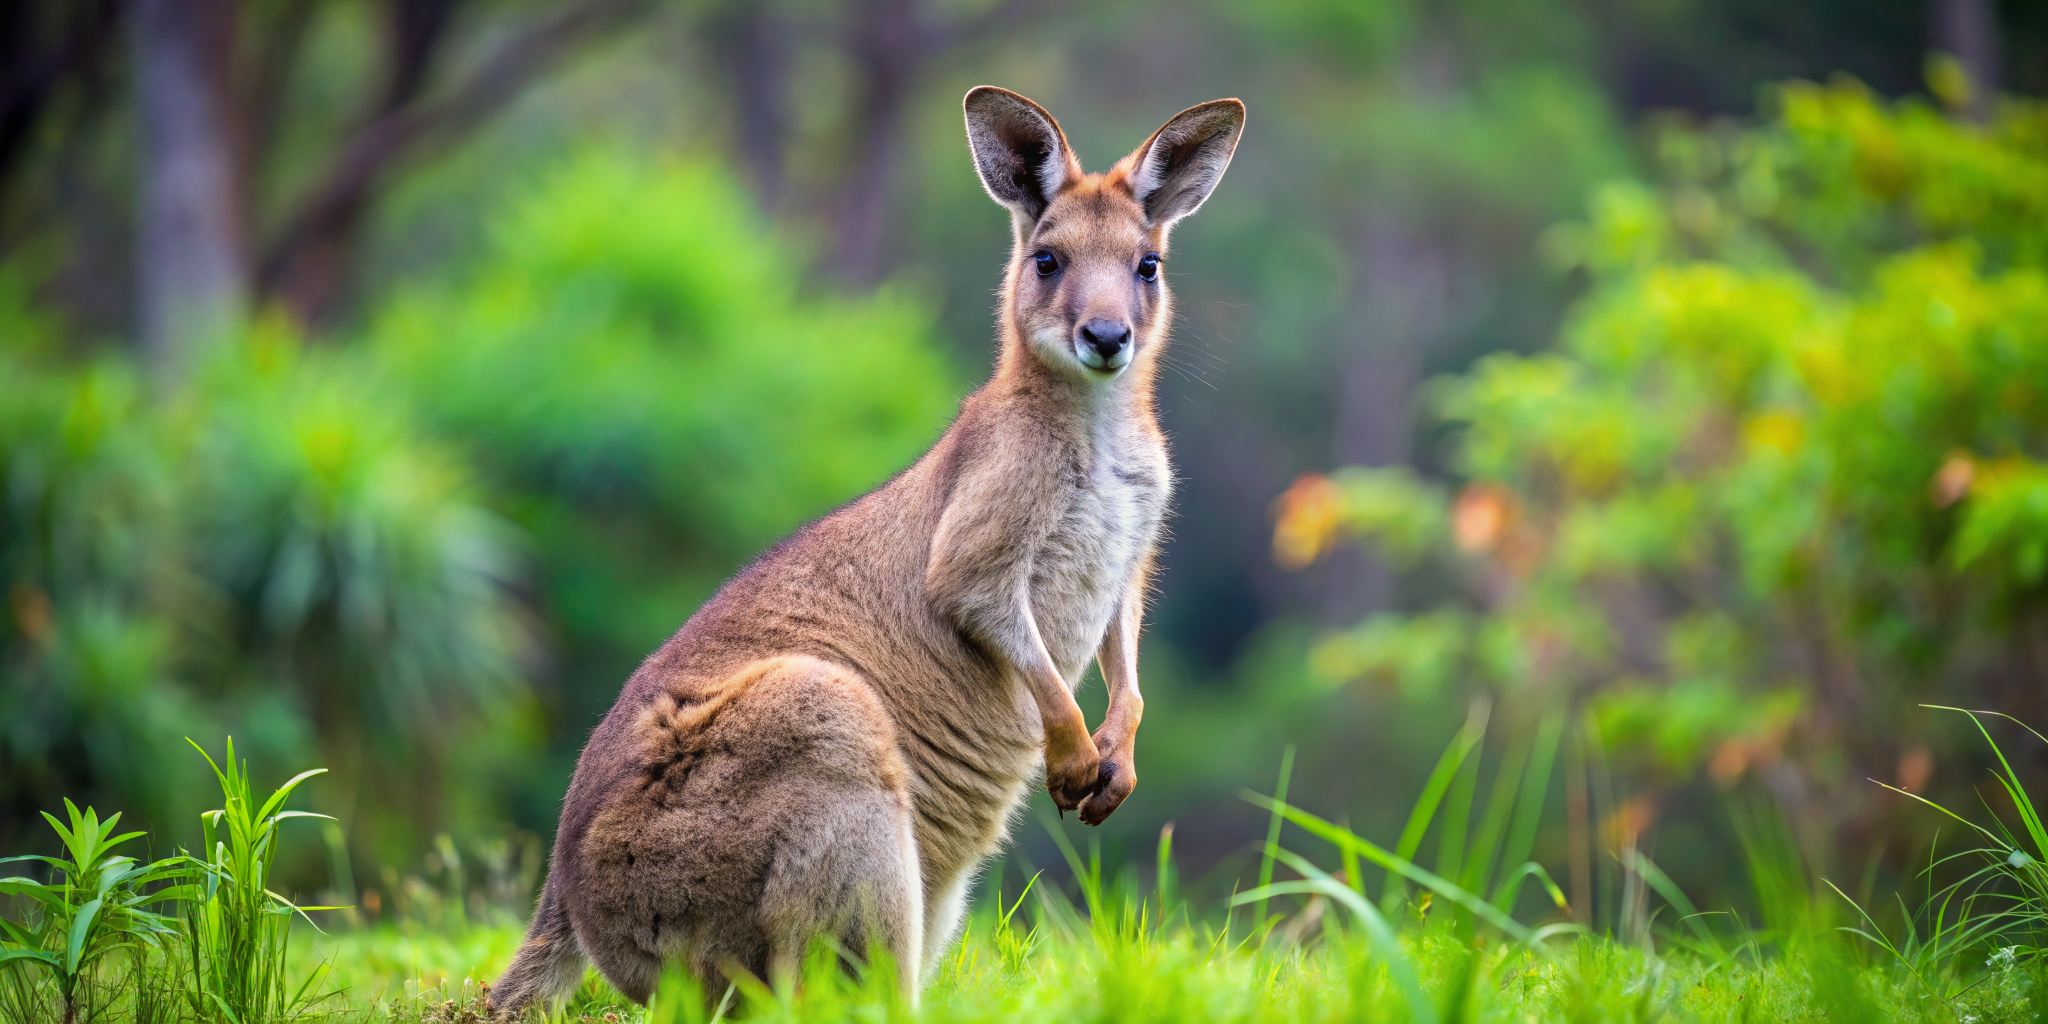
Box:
[1242,790,1533,941]
[95,856,142,898]
[40,811,76,858]
[1234,853,1438,1024]
[0,917,47,948]
[117,857,196,891]
[0,854,65,870]
[207,989,245,1024]
[0,879,70,913]
[0,948,61,973]
[254,768,327,824]
[1396,704,1488,864]
[137,882,202,905]
[1619,848,1721,954]
[65,895,103,974]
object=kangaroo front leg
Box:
[1007,586,1102,813]
[1079,586,1143,825]
[927,461,1102,814]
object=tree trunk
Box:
[710,1,792,211]
[132,0,246,385]
[256,0,638,327]
[830,0,922,285]
[1932,0,1998,121]
[265,0,457,326]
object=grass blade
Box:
[1253,745,1296,933]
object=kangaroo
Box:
[487,86,1244,1014]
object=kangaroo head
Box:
[965,87,1244,384]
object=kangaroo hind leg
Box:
[528,655,923,1007]
[757,784,924,998]
[738,657,924,999]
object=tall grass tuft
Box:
[181,738,338,1024]
[1835,705,2048,1000]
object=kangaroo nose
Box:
[1078,319,1131,368]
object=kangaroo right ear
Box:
[964,87,1078,223]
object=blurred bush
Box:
[1278,81,2048,840]
[370,154,957,712]
[0,153,958,869]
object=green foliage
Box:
[191,337,529,753]
[0,341,199,830]
[0,802,191,1024]
[0,314,524,853]
[1281,83,2048,796]
[369,152,958,672]
[0,740,337,1024]
[181,738,336,1024]
[0,152,959,858]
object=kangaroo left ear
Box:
[1122,99,1245,228]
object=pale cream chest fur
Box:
[1030,409,1170,685]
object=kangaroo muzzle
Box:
[1076,318,1132,372]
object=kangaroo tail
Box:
[489,880,586,1019]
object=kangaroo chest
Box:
[1029,428,1170,683]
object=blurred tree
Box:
[0,0,651,361]
[698,0,1054,283]
[1931,0,1998,120]
[131,0,246,382]
[0,153,958,868]
[257,0,649,323]
[1278,80,2048,908]
[706,2,792,209]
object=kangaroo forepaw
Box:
[1044,737,1102,812]
[1077,756,1135,826]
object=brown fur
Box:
[488,87,1244,1015]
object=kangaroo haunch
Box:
[488,86,1244,1014]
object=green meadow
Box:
[14,709,2048,1024]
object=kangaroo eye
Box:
[1033,250,1058,277]
[1137,254,1160,282]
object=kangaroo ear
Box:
[1123,99,1245,228]
[964,86,1078,222]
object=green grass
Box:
[287,896,2046,1024]
[17,712,2048,1024]
[299,708,2048,1024]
